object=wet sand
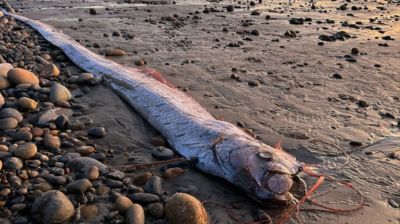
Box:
[4,0,400,223]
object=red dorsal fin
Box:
[139,67,175,88]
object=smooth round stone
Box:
[151,146,175,160]
[15,142,37,159]
[115,196,133,213]
[49,83,72,103]
[40,64,60,77]
[129,193,160,204]
[143,176,163,196]
[165,193,208,224]
[78,73,94,84]
[7,68,39,86]
[0,118,18,130]
[0,160,2,171]
[38,108,72,126]
[66,157,108,174]
[66,179,92,193]
[43,135,61,150]
[76,146,95,156]
[107,170,125,180]
[125,204,145,224]
[88,127,106,138]
[104,49,126,56]
[134,173,152,186]
[146,202,164,218]
[18,97,38,110]
[0,63,13,77]
[0,77,10,90]
[86,166,99,180]
[0,145,8,152]
[55,114,68,129]
[0,108,23,122]
[163,167,185,180]
[31,127,43,137]
[81,204,98,220]
[14,130,33,141]
[5,157,23,170]
[31,190,74,223]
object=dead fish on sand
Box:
[2,9,302,204]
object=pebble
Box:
[37,108,72,126]
[388,199,399,208]
[31,190,75,223]
[0,118,18,129]
[14,142,37,159]
[248,80,260,87]
[0,76,10,90]
[0,160,2,171]
[134,173,153,186]
[357,99,369,107]
[49,83,72,103]
[0,63,13,77]
[0,108,23,122]
[104,49,126,56]
[40,64,60,77]
[146,202,164,218]
[18,97,38,110]
[66,179,92,193]
[165,193,208,224]
[66,157,108,174]
[14,130,33,141]
[150,136,167,147]
[78,73,95,84]
[81,204,98,220]
[43,134,61,150]
[143,176,163,196]
[76,146,95,156]
[88,126,107,138]
[125,204,145,224]
[86,166,100,180]
[7,68,39,86]
[89,8,97,15]
[4,157,23,170]
[107,170,125,180]
[129,193,160,204]
[0,93,4,108]
[115,196,134,213]
[151,146,175,160]
[163,167,185,179]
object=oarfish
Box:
[2,10,302,204]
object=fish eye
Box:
[258,152,273,161]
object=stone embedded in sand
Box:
[115,196,134,213]
[40,63,60,77]
[104,49,126,56]
[125,204,145,224]
[76,146,95,156]
[7,68,39,86]
[4,157,23,170]
[0,63,13,77]
[14,142,37,159]
[151,146,175,160]
[165,193,208,224]
[0,108,23,122]
[17,97,38,110]
[31,190,75,223]
[0,118,18,130]
[88,126,107,138]
[49,83,72,103]
[0,76,10,90]
[163,167,185,179]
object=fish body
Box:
[3,10,301,203]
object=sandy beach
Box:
[0,0,399,223]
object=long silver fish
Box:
[2,10,302,204]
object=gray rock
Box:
[143,176,163,196]
[129,193,160,204]
[45,174,67,185]
[37,108,72,126]
[66,157,108,174]
[88,126,107,138]
[146,202,164,218]
[151,146,175,160]
[107,170,125,180]
[31,190,75,223]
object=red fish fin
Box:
[139,67,175,88]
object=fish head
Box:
[230,141,302,205]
